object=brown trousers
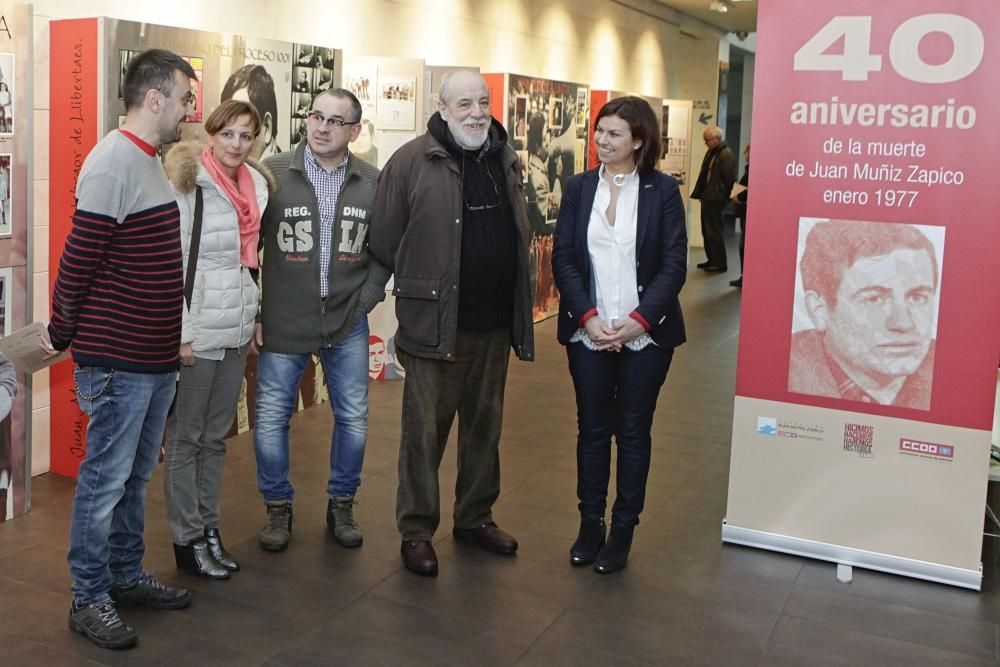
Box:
[396,328,511,541]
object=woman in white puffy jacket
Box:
[163,99,274,579]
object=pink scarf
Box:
[200,147,261,268]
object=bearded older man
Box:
[371,70,534,576]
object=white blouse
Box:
[570,165,654,351]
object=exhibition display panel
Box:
[484,72,590,321]
[0,2,30,521]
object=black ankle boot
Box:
[569,516,606,566]
[173,539,230,579]
[594,523,634,574]
[204,528,240,572]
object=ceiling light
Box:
[710,1,730,13]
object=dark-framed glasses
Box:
[306,111,360,129]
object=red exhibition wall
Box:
[48,18,99,478]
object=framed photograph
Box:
[376,74,416,131]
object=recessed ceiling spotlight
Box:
[709,1,729,12]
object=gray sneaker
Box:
[327,496,363,547]
[259,500,293,551]
[68,601,137,649]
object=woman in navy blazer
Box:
[552,97,687,574]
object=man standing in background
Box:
[691,125,736,274]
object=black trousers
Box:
[700,201,728,270]
[566,342,673,527]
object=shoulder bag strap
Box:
[184,186,204,309]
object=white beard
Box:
[448,118,489,149]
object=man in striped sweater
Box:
[45,49,197,651]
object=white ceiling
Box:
[653,0,757,33]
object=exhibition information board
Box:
[0,2,30,522]
[724,0,1000,589]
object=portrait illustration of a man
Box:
[788,219,942,410]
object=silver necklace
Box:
[612,172,626,187]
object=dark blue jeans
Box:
[566,342,673,527]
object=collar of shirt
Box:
[304,144,349,176]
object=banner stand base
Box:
[721,520,982,591]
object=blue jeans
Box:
[68,367,176,605]
[566,342,673,527]
[254,317,369,501]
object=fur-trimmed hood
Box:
[164,140,277,195]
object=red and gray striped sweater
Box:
[49,130,183,374]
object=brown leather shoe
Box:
[453,522,518,555]
[401,540,438,576]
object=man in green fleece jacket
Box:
[253,88,390,552]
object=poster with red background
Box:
[725,0,1000,589]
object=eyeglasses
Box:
[179,90,196,106]
[307,111,360,129]
[463,162,502,212]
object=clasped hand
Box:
[584,316,645,352]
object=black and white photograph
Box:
[295,44,317,67]
[0,267,10,337]
[576,87,589,128]
[0,154,11,237]
[0,53,13,136]
[317,47,335,70]
[292,66,313,94]
[117,49,138,100]
[221,60,285,160]
[506,74,589,320]
[314,67,334,93]
[292,92,311,118]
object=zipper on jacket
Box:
[238,266,247,356]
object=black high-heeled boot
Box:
[173,539,230,579]
[593,523,634,574]
[569,516,606,566]
[204,527,240,572]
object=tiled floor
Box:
[3,241,1000,665]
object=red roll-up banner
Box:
[724,0,1000,589]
